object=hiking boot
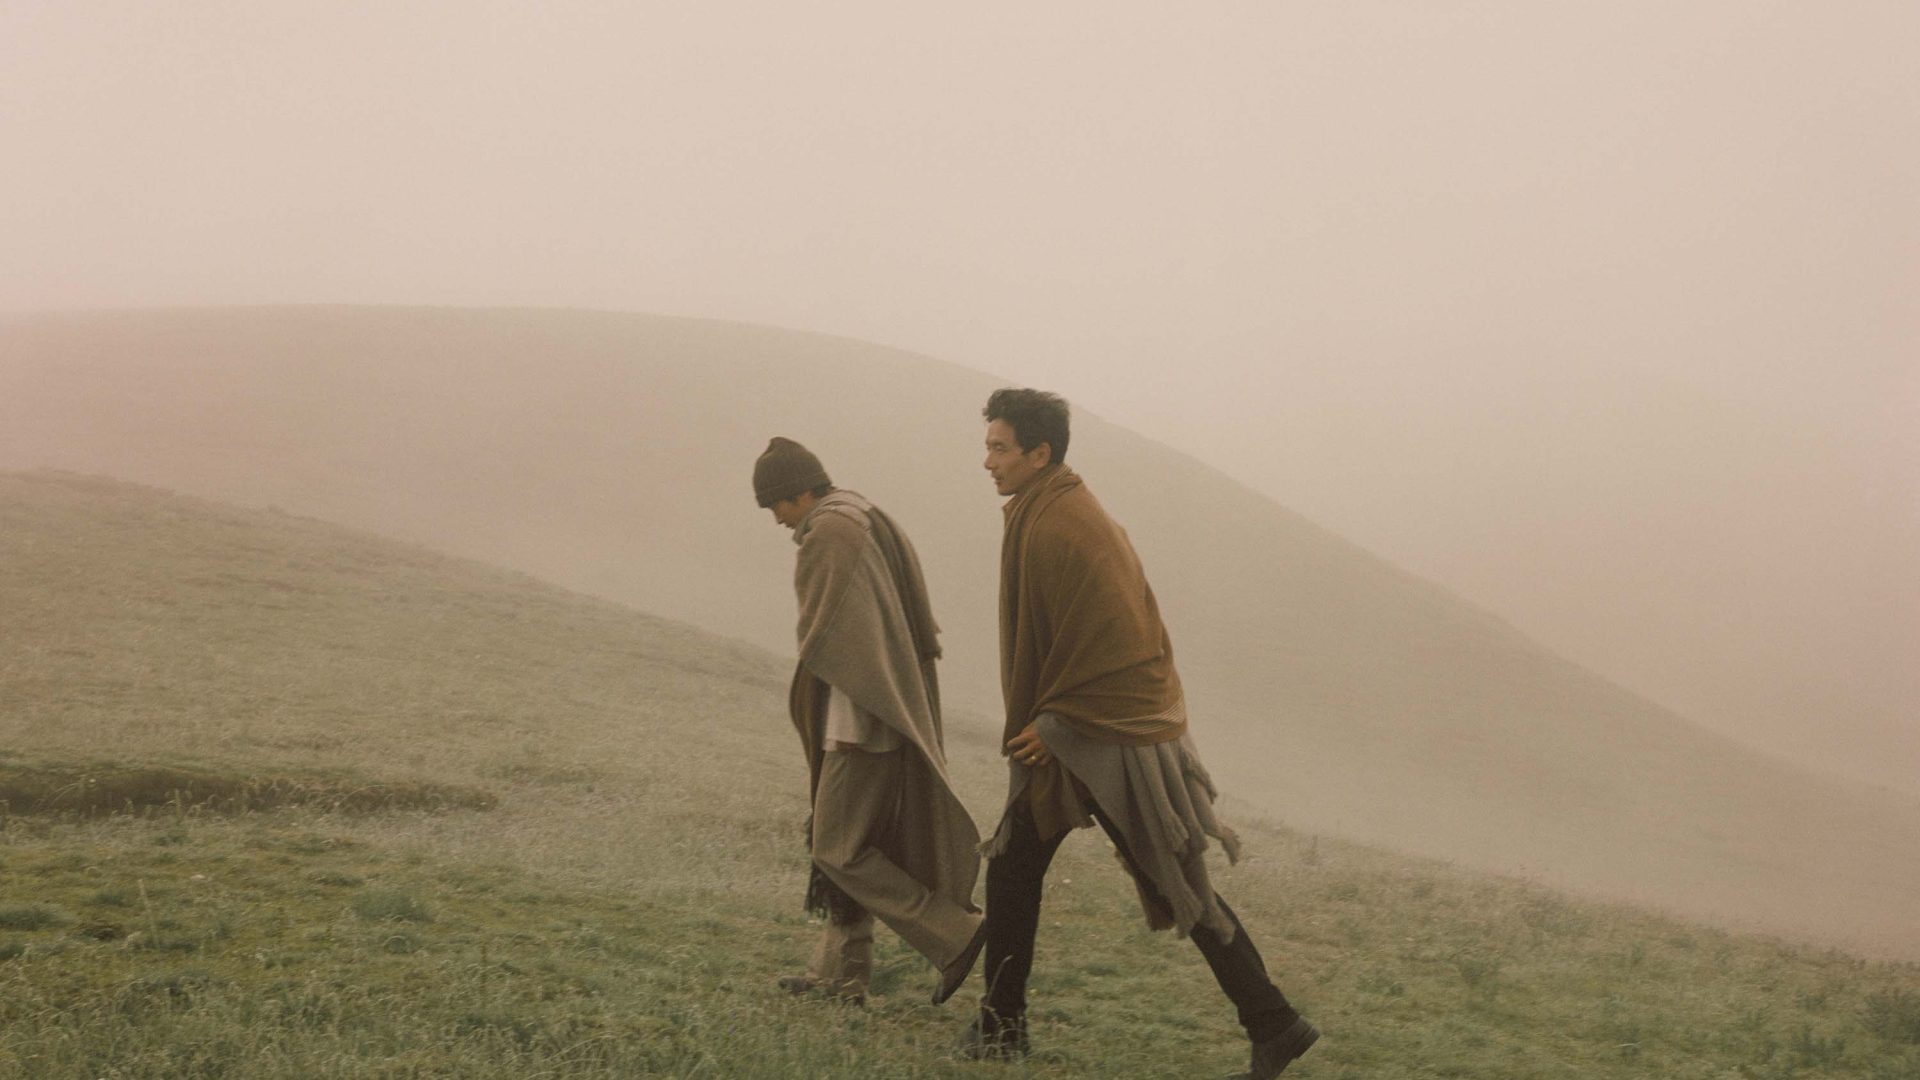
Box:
[931,918,990,1005]
[776,973,865,1006]
[954,1007,1029,1061]
[1233,1016,1319,1079]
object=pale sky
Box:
[3,1,1915,783]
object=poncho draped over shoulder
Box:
[991,465,1243,940]
[999,465,1189,829]
[788,490,979,918]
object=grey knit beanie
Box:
[753,437,831,507]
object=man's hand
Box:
[1007,722,1053,768]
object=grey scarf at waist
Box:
[984,712,1243,941]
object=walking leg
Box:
[953,798,1067,1058]
[1086,806,1302,1040]
[812,748,981,968]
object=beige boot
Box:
[781,914,873,1004]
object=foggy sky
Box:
[3,2,1914,785]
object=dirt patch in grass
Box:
[0,764,496,819]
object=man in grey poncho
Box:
[958,390,1320,1078]
[754,436,988,1007]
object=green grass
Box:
[0,763,495,817]
[1,470,1916,1078]
[5,809,1918,1079]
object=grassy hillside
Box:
[2,307,1917,961]
[2,471,1917,1079]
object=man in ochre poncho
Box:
[957,391,1320,1078]
[754,437,987,1008]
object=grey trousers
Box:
[812,746,982,971]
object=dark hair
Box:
[983,388,1070,465]
[808,483,834,499]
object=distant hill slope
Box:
[0,468,801,789]
[2,307,1916,959]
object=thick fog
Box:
[3,2,1914,789]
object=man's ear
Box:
[1032,442,1053,468]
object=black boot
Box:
[1235,1016,1319,1079]
[954,1006,1029,1061]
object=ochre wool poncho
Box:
[993,464,1244,939]
[999,464,1189,837]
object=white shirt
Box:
[825,685,902,753]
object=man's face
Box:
[769,491,815,529]
[984,419,1051,497]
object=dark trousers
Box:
[981,796,1300,1041]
